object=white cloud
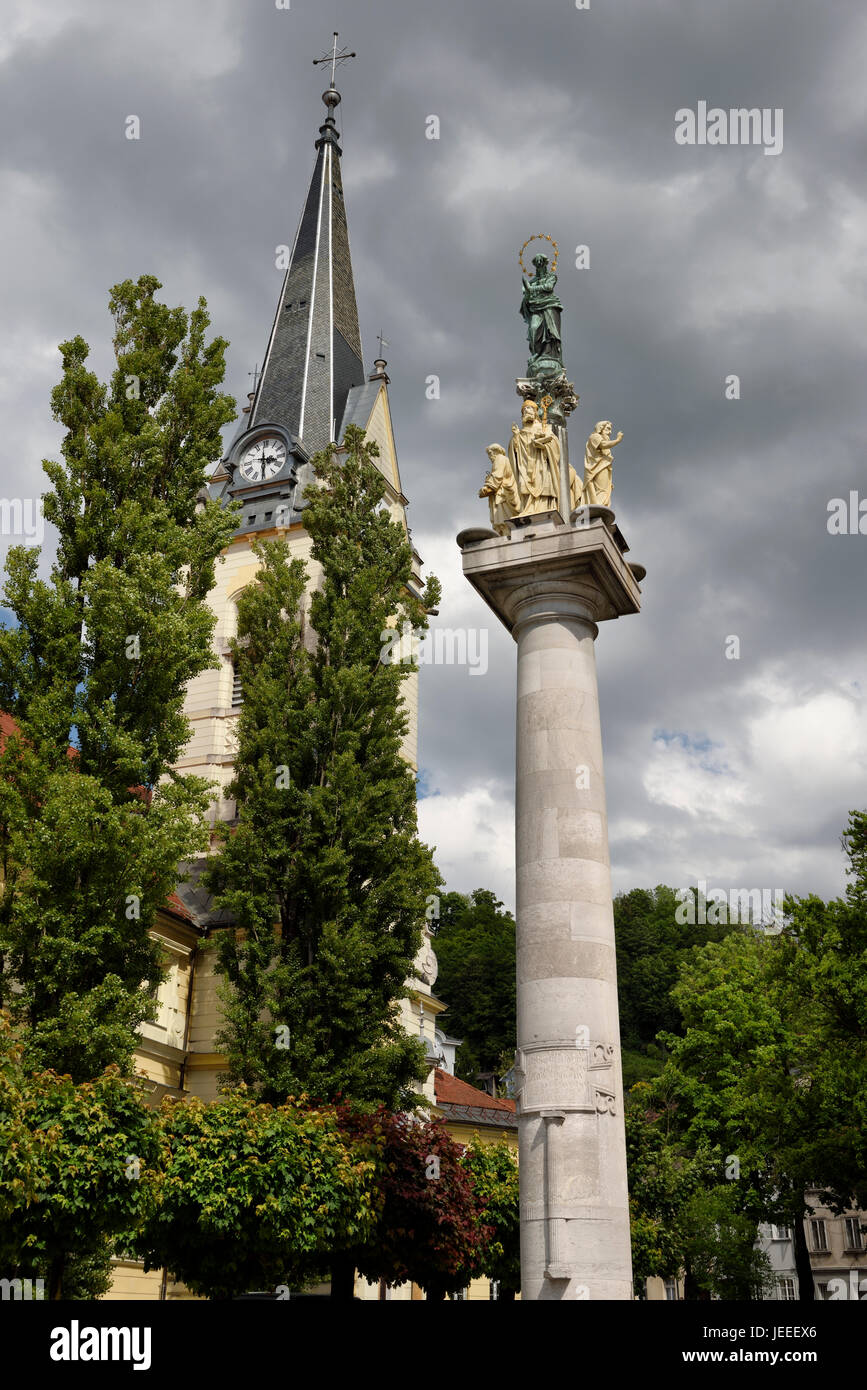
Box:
[418,783,515,909]
[643,733,754,827]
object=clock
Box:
[238,435,287,482]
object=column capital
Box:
[457,511,643,636]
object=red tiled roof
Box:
[0,711,77,761]
[434,1067,516,1114]
[163,892,195,924]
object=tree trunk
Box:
[793,1211,815,1301]
[500,1286,516,1301]
[683,1257,700,1301]
[329,1259,356,1300]
[49,1255,65,1301]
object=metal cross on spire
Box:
[313,31,356,89]
[376,330,389,358]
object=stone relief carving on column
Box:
[513,1038,618,1116]
[590,1042,615,1070]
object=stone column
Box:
[458,507,643,1301]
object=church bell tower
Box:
[173,37,440,1110]
[179,36,424,822]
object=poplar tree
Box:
[210,425,442,1109]
[0,275,238,1079]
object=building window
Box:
[844,1218,864,1251]
[488,1281,500,1301]
[232,664,243,709]
[770,1224,792,1241]
[777,1278,796,1301]
[450,1287,469,1301]
[664,1278,678,1301]
[808,1219,828,1252]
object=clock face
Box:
[238,436,287,482]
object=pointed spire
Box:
[246,36,363,457]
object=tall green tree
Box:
[660,931,816,1295]
[776,810,867,1217]
[433,889,516,1083]
[209,425,441,1109]
[626,1082,771,1299]
[0,275,238,1079]
[630,817,867,1295]
[657,810,867,1304]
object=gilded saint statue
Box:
[482,399,586,528]
[480,444,521,535]
[583,421,623,507]
[520,253,563,377]
[510,397,560,514]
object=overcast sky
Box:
[2,0,866,912]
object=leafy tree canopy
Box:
[135,1088,380,1301]
[458,1138,520,1296]
[335,1104,491,1300]
[0,1013,160,1300]
[614,885,740,1087]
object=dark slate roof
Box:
[338,380,380,440]
[243,96,365,461]
[437,1103,519,1130]
[172,858,237,932]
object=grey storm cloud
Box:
[2,0,866,910]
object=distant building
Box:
[434,1029,463,1077]
[757,1221,799,1300]
[802,1192,867,1301]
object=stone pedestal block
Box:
[458,509,642,1301]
